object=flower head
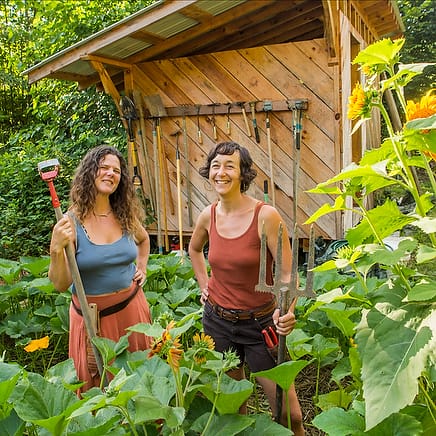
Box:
[24,336,49,352]
[347,83,374,120]
[191,332,215,364]
[406,90,436,121]
[148,320,183,371]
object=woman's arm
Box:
[188,207,211,304]
[48,215,74,292]
[134,224,150,286]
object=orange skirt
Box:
[69,282,152,393]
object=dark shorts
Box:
[203,300,277,373]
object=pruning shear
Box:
[262,326,278,349]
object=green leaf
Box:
[406,113,436,130]
[416,244,436,263]
[304,197,346,224]
[366,412,422,436]
[411,216,436,234]
[133,396,185,428]
[253,360,311,392]
[199,374,253,415]
[355,301,434,430]
[353,38,404,66]
[316,389,353,411]
[346,200,416,245]
[200,413,254,436]
[320,305,360,338]
[0,363,22,407]
[10,372,81,434]
[312,407,365,435]
[405,280,436,302]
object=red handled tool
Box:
[38,159,107,384]
[262,329,275,349]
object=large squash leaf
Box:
[355,292,434,430]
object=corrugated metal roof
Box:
[24,0,404,88]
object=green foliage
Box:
[397,0,436,101]
[305,38,436,433]
[0,0,153,259]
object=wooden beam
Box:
[89,60,124,121]
[83,54,133,70]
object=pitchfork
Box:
[256,222,316,422]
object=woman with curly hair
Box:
[189,141,304,434]
[49,144,152,392]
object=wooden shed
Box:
[25,0,404,252]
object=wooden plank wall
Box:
[129,38,340,247]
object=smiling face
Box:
[209,151,242,195]
[95,154,121,195]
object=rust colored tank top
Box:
[207,201,274,310]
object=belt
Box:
[72,284,140,318]
[207,296,276,322]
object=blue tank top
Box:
[73,220,137,295]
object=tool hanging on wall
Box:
[132,90,156,214]
[250,101,261,143]
[263,100,275,206]
[238,102,251,137]
[157,117,170,251]
[226,103,232,135]
[144,94,170,252]
[172,129,185,257]
[120,95,142,187]
[211,104,218,140]
[288,99,308,226]
[263,180,269,204]
[196,105,203,144]
[182,114,193,227]
[151,118,163,254]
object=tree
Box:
[0,0,153,259]
[397,0,436,99]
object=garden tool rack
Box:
[141,99,308,119]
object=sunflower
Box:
[148,320,183,371]
[406,90,436,121]
[24,336,49,352]
[191,332,215,364]
[347,83,373,120]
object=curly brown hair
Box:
[69,145,144,236]
[199,141,257,192]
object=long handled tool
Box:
[152,119,163,254]
[250,101,261,143]
[120,96,142,188]
[196,105,203,144]
[238,102,251,137]
[263,100,275,206]
[182,114,193,227]
[288,99,308,225]
[172,129,185,257]
[133,90,156,214]
[38,159,106,383]
[144,94,171,251]
[256,222,315,424]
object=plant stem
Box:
[201,372,222,435]
[418,377,436,421]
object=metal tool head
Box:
[143,94,167,118]
[120,95,138,121]
[263,100,273,112]
[38,159,60,181]
[287,99,309,111]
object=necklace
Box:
[94,210,112,217]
